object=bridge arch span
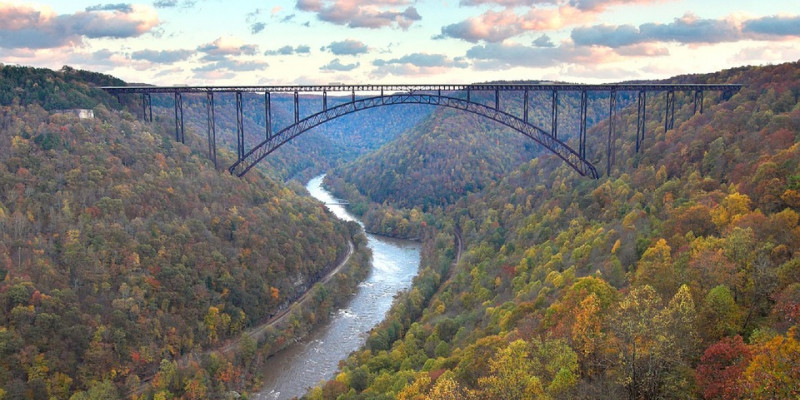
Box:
[228,93,599,178]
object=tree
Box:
[478,340,545,400]
[699,285,741,342]
[695,335,751,400]
[634,239,678,300]
[740,327,800,399]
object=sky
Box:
[1,0,799,85]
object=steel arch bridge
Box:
[102,83,741,179]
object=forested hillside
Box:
[312,61,800,399]
[327,86,629,213]
[0,65,363,399]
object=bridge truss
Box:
[102,83,741,179]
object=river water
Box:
[254,175,421,400]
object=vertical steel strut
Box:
[265,92,272,139]
[206,91,217,168]
[174,92,184,143]
[579,90,587,160]
[694,90,704,114]
[664,89,675,132]
[236,91,244,160]
[294,91,299,124]
[607,90,617,176]
[141,93,152,122]
[636,90,647,152]
[551,90,558,139]
[523,89,529,123]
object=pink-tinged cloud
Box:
[296,0,421,29]
[614,43,669,56]
[198,37,259,59]
[459,0,555,5]
[0,2,159,49]
[439,6,594,42]
[569,0,672,12]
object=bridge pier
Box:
[206,92,217,168]
[523,89,529,123]
[636,90,647,153]
[664,90,675,133]
[607,90,617,176]
[579,90,587,159]
[141,93,152,122]
[551,90,558,139]
[174,92,184,143]
[694,90,704,114]
[265,92,272,139]
[236,91,244,159]
[294,91,300,124]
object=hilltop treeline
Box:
[316,61,800,399]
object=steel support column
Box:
[206,92,217,168]
[294,91,299,124]
[141,93,153,122]
[694,90,704,114]
[523,89,529,123]
[174,92,184,143]
[551,90,558,139]
[495,89,500,110]
[607,90,617,176]
[636,90,646,153]
[664,89,675,132]
[323,90,328,111]
[236,91,244,160]
[265,92,272,139]
[579,90,587,160]
[466,88,471,103]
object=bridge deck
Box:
[101,83,741,94]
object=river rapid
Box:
[254,175,421,400]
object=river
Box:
[254,175,421,400]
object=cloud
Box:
[464,42,606,69]
[265,45,311,56]
[372,52,469,77]
[193,59,269,73]
[571,24,642,47]
[460,0,555,5]
[131,48,193,63]
[320,58,360,71]
[568,0,671,12]
[743,15,800,37]
[323,39,369,55]
[251,22,266,33]
[532,34,555,47]
[198,37,259,59]
[438,6,593,42]
[86,3,134,12]
[0,2,159,49]
[153,0,178,8]
[296,0,422,29]
[572,14,800,48]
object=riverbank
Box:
[253,175,422,400]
